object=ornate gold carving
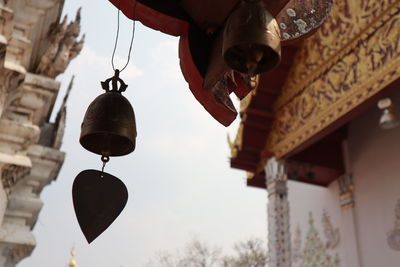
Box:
[276,0,400,109]
[338,174,355,209]
[229,123,244,158]
[267,2,400,158]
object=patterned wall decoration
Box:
[293,212,341,267]
[266,0,400,158]
[322,211,340,249]
[300,213,340,267]
[387,199,400,251]
[292,225,302,263]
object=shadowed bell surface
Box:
[72,170,128,243]
[80,91,137,157]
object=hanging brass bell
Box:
[80,70,137,156]
[222,0,281,76]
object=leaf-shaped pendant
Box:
[72,170,128,243]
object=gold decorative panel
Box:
[267,0,400,158]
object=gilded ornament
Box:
[266,1,400,158]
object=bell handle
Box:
[101,69,128,93]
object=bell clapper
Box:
[249,74,259,89]
[100,155,110,178]
[246,46,264,76]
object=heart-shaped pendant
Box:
[72,170,128,243]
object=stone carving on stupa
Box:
[0,2,84,266]
[36,8,85,78]
[387,199,400,251]
[1,163,31,196]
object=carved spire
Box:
[52,75,74,149]
[66,7,82,39]
[36,8,84,78]
[49,75,75,149]
[69,247,79,267]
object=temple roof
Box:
[107,0,332,126]
[230,0,400,188]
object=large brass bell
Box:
[223,0,281,75]
[80,70,137,157]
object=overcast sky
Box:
[19,1,268,266]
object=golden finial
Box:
[69,247,79,267]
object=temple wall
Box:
[284,89,400,267]
[348,89,400,266]
[287,180,344,266]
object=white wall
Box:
[349,90,400,267]
[287,180,344,266]
[285,89,400,267]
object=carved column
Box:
[338,141,361,267]
[266,157,291,267]
[338,174,361,267]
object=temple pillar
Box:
[338,174,361,267]
[337,141,361,267]
[266,157,291,267]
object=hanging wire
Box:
[100,155,110,178]
[111,0,136,72]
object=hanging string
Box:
[111,0,136,73]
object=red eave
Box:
[230,44,300,175]
[107,0,333,127]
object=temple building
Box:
[105,0,400,266]
[229,1,400,266]
[0,0,83,266]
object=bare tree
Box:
[180,240,222,267]
[222,238,268,267]
[147,238,268,267]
